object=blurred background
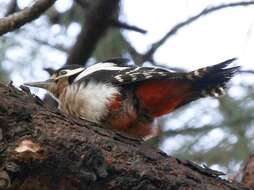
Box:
[1,0,254,177]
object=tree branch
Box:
[144,1,254,61]
[110,19,147,34]
[4,0,18,16]
[74,0,90,9]
[0,0,56,36]
[0,83,247,189]
[163,125,216,137]
[239,70,254,74]
[66,0,120,65]
[74,0,146,34]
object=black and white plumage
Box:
[65,59,182,85]
[25,58,239,139]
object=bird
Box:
[24,58,239,139]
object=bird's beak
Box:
[24,79,55,90]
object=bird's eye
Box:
[59,70,67,76]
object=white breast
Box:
[58,81,119,123]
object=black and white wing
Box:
[73,60,182,85]
[109,67,183,85]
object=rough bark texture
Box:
[0,83,247,190]
[242,154,254,189]
[0,0,56,36]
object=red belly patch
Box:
[107,93,122,112]
[107,98,154,138]
[135,79,192,116]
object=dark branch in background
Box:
[239,70,254,74]
[143,1,254,62]
[0,0,56,36]
[120,36,144,64]
[111,19,147,34]
[66,0,120,65]
[75,0,146,34]
[74,0,89,9]
[4,0,18,16]
[163,125,216,137]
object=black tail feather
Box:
[207,58,237,71]
[187,58,240,97]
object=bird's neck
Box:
[49,79,69,99]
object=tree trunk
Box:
[0,83,246,190]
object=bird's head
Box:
[24,65,85,98]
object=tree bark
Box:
[241,154,254,188]
[0,0,56,36]
[0,83,246,190]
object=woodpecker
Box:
[25,58,239,139]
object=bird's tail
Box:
[186,58,240,97]
[134,58,239,117]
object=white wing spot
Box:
[216,87,225,96]
[157,72,167,76]
[145,75,152,79]
[210,89,219,97]
[194,70,200,76]
[186,74,194,80]
[114,75,124,82]
[131,76,137,81]
[143,72,151,76]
